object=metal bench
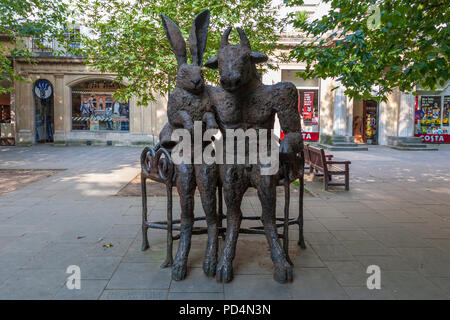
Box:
[140,143,306,268]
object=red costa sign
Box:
[280,131,319,141]
[414,134,450,143]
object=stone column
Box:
[332,81,347,136]
[398,92,415,137]
[378,100,388,145]
[16,73,33,146]
[53,74,66,145]
[346,96,353,136]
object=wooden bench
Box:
[304,144,333,172]
[306,145,351,191]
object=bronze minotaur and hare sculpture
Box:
[141,9,304,284]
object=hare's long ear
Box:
[161,13,187,66]
[188,9,210,66]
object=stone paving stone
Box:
[395,247,450,277]
[168,292,224,300]
[318,218,361,231]
[343,286,396,300]
[106,262,171,290]
[427,277,450,298]
[224,274,291,300]
[87,237,134,257]
[309,244,355,261]
[169,268,223,293]
[291,245,325,268]
[341,240,397,256]
[344,213,393,228]
[308,207,346,218]
[355,255,414,271]
[103,224,140,239]
[0,268,67,299]
[23,242,91,269]
[382,271,447,300]
[300,220,329,233]
[54,280,108,300]
[77,256,122,280]
[331,230,374,241]
[364,227,433,248]
[100,289,168,300]
[324,261,368,287]
[232,239,274,275]
[303,232,340,245]
[288,268,348,300]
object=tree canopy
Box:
[0,0,68,94]
[290,0,449,101]
[73,0,303,104]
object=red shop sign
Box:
[303,92,314,120]
[280,131,319,141]
[414,134,450,143]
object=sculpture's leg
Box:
[254,168,293,284]
[195,164,219,277]
[216,164,247,283]
[161,181,174,268]
[298,171,306,249]
[172,164,196,281]
[141,173,150,251]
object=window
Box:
[281,70,320,141]
[64,25,81,49]
[71,80,129,132]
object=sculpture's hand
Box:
[279,132,302,159]
[203,112,219,130]
[279,132,302,181]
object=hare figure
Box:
[160,10,219,280]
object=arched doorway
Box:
[33,79,54,143]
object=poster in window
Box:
[303,92,314,121]
[443,96,450,127]
[420,96,441,127]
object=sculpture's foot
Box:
[171,259,188,281]
[273,258,293,284]
[216,259,233,283]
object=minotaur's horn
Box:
[220,27,232,49]
[237,27,251,50]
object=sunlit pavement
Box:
[0,144,449,299]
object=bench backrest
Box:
[304,144,311,164]
[308,146,328,174]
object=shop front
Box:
[280,69,320,142]
[12,57,167,146]
[414,83,450,143]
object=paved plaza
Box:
[0,144,449,299]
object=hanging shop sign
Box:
[302,92,314,121]
[33,80,53,100]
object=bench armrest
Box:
[326,160,351,165]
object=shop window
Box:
[71,80,129,132]
[414,94,450,143]
[281,70,320,141]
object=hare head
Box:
[161,10,210,95]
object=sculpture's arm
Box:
[167,94,194,132]
[273,82,303,156]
